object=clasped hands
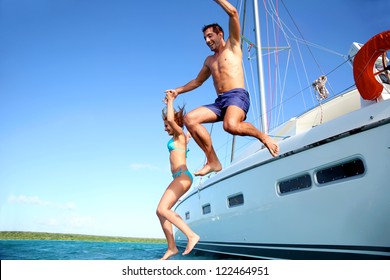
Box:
[162,89,177,104]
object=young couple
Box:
[156,0,279,260]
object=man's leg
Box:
[184,106,222,176]
[223,106,280,157]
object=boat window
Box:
[278,174,312,194]
[316,158,365,184]
[227,193,244,207]
[185,211,190,220]
[202,204,211,215]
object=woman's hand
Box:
[164,90,175,103]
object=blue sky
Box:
[0,0,387,238]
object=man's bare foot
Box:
[160,248,179,260]
[182,234,200,256]
[194,162,222,176]
[261,135,280,157]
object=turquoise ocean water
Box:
[0,240,242,260]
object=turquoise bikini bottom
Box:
[172,168,193,182]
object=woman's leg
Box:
[157,214,178,260]
[156,176,200,258]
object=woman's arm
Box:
[165,92,185,137]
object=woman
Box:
[157,91,200,260]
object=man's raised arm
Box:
[214,0,241,44]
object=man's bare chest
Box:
[208,52,238,73]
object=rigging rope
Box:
[312,75,329,100]
[312,75,329,124]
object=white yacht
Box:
[174,0,390,259]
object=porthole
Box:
[202,204,211,214]
[316,158,365,184]
[278,174,312,194]
[227,193,244,207]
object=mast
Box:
[231,0,267,162]
[253,0,268,133]
[231,0,248,163]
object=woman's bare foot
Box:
[194,162,222,176]
[160,248,179,260]
[182,234,200,256]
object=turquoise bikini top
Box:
[167,138,188,155]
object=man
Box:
[166,0,279,176]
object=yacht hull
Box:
[174,97,390,259]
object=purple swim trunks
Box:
[204,88,250,121]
